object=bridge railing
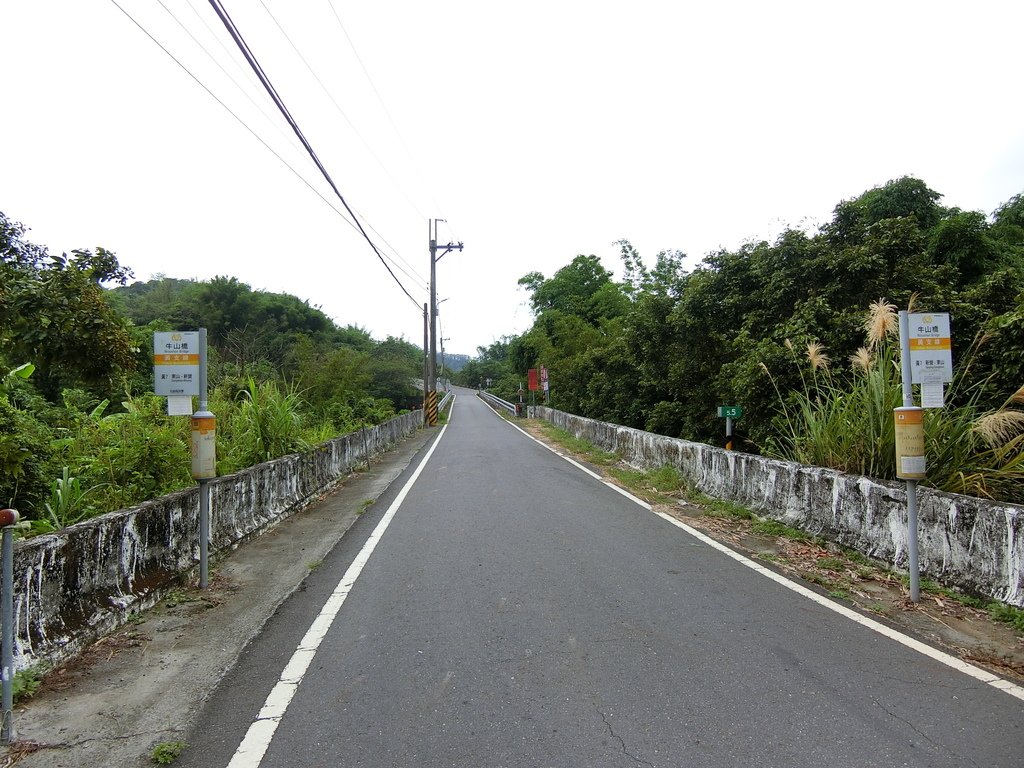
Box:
[439,390,454,414]
[477,390,522,417]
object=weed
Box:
[756,552,779,562]
[841,549,875,567]
[697,496,755,520]
[648,465,684,492]
[816,557,848,571]
[12,666,43,704]
[988,602,1024,633]
[358,499,374,514]
[306,559,323,571]
[800,572,828,587]
[43,467,105,529]
[164,589,195,608]
[537,424,618,465]
[751,518,808,540]
[828,589,852,601]
[151,740,187,764]
[609,468,646,488]
[931,585,985,609]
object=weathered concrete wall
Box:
[9,411,424,670]
[532,407,1024,607]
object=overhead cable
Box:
[258,0,433,240]
[325,1,453,227]
[205,0,423,310]
[142,0,425,292]
[156,0,304,156]
[108,0,359,233]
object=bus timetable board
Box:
[908,313,952,384]
[153,331,200,396]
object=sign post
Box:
[897,311,951,603]
[717,406,743,450]
[1,508,19,744]
[541,366,549,402]
[154,329,214,589]
[192,329,215,589]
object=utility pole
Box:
[427,218,463,426]
[441,336,450,392]
[422,303,429,424]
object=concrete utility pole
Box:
[427,219,463,425]
[422,303,429,423]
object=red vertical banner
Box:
[528,368,538,391]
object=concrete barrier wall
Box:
[9,411,424,670]
[533,407,1024,607]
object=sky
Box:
[2,1,1022,357]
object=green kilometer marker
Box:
[717,405,743,419]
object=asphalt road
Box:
[176,387,1022,768]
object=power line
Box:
[109,1,347,226]
[157,0,303,156]
[325,1,454,230]
[258,0,432,235]
[163,0,425,290]
[207,0,422,310]
[256,0,429,285]
[109,0,426,301]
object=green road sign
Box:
[717,405,743,419]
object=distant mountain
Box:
[442,353,471,373]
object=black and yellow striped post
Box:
[426,390,438,426]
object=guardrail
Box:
[477,390,522,417]
[439,390,454,413]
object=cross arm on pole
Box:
[435,242,464,261]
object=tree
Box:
[928,209,999,285]
[823,176,943,246]
[1,212,137,400]
[518,254,625,323]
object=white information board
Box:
[153,331,201,396]
[908,313,952,384]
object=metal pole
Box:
[898,311,920,603]
[362,425,370,470]
[422,303,429,424]
[198,328,210,590]
[725,416,733,451]
[199,480,209,590]
[429,222,438,399]
[1,509,18,744]
[199,327,209,412]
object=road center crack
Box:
[598,709,655,768]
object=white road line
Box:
[225,416,452,768]
[507,418,1024,703]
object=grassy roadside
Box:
[524,419,1024,679]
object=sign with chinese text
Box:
[153,331,200,396]
[528,368,538,391]
[541,366,549,393]
[908,313,952,384]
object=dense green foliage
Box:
[457,178,1024,502]
[1,212,423,528]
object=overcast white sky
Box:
[2,1,1022,356]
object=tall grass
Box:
[763,300,1024,503]
[218,377,308,473]
[16,371,414,533]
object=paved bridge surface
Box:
[173,387,1021,768]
